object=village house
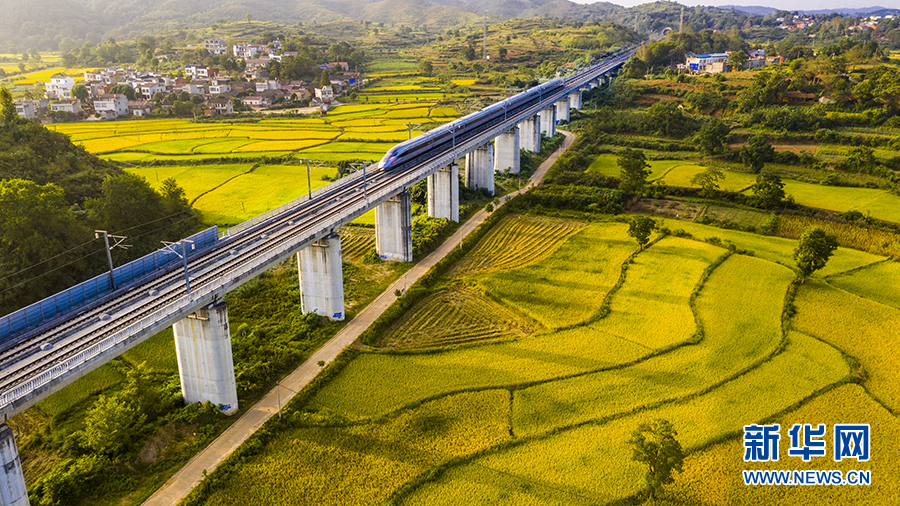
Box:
[49,100,82,114]
[128,100,152,117]
[138,82,166,100]
[45,75,75,100]
[314,86,334,104]
[240,95,272,108]
[207,97,234,115]
[204,38,228,55]
[93,94,129,118]
[685,53,729,73]
[233,44,265,59]
[255,80,282,93]
[208,79,231,95]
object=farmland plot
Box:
[377,287,538,349]
[448,214,586,277]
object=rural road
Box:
[142,130,575,506]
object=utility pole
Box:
[306,159,312,200]
[95,230,129,290]
[161,239,194,294]
[680,6,685,33]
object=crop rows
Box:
[776,214,900,257]
[449,214,586,277]
[378,287,537,349]
[827,260,900,310]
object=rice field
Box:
[447,214,586,277]
[827,260,900,310]
[792,279,900,412]
[188,211,895,505]
[661,165,757,191]
[704,205,772,228]
[664,384,900,505]
[377,287,538,349]
[776,214,900,257]
[338,227,376,263]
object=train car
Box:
[377,79,565,172]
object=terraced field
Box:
[190,213,896,506]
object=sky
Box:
[568,0,899,10]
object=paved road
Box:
[142,130,575,506]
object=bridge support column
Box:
[518,116,540,153]
[465,144,494,194]
[494,127,520,174]
[539,106,556,137]
[569,90,583,110]
[556,97,570,122]
[0,426,28,506]
[298,233,344,320]
[173,301,238,415]
[427,163,459,222]
[375,192,413,262]
[589,80,598,90]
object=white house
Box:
[15,101,36,119]
[314,86,334,103]
[93,94,129,117]
[233,44,263,59]
[205,38,227,55]
[255,80,281,93]
[185,65,202,79]
[45,75,75,100]
[685,53,729,73]
[139,83,167,100]
[208,81,231,95]
[49,100,82,114]
[241,95,272,108]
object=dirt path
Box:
[141,130,575,506]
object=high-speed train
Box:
[376,78,565,172]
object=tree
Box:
[71,83,89,102]
[693,118,730,156]
[82,394,146,456]
[245,13,252,24]
[740,134,775,173]
[110,84,136,100]
[0,87,16,125]
[727,51,748,71]
[319,69,330,88]
[627,216,658,251]
[617,148,651,194]
[793,227,838,281]
[752,172,786,209]
[465,44,476,61]
[418,58,434,77]
[690,166,725,199]
[644,102,693,138]
[627,419,684,499]
[498,47,507,60]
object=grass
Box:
[476,221,636,329]
[586,154,688,182]
[35,363,127,418]
[198,390,512,506]
[704,204,772,229]
[376,287,539,349]
[447,214,586,277]
[791,278,900,412]
[661,165,757,191]
[662,384,900,505]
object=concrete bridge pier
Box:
[375,192,413,262]
[298,233,344,320]
[494,127,520,174]
[569,89,583,110]
[539,106,556,138]
[589,80,598,90]
[173,301,239,415]
[465,144,494,194]
[518,116,540,153]
[556,97,570,122]
[0,425,28,506]
[427,163,459,222]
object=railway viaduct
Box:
[0,50,632,506]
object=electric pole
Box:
[680,6,684,33]
[483,11,488,59]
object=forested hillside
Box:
[0,89,199,316]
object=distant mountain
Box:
[718,5,899,16]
